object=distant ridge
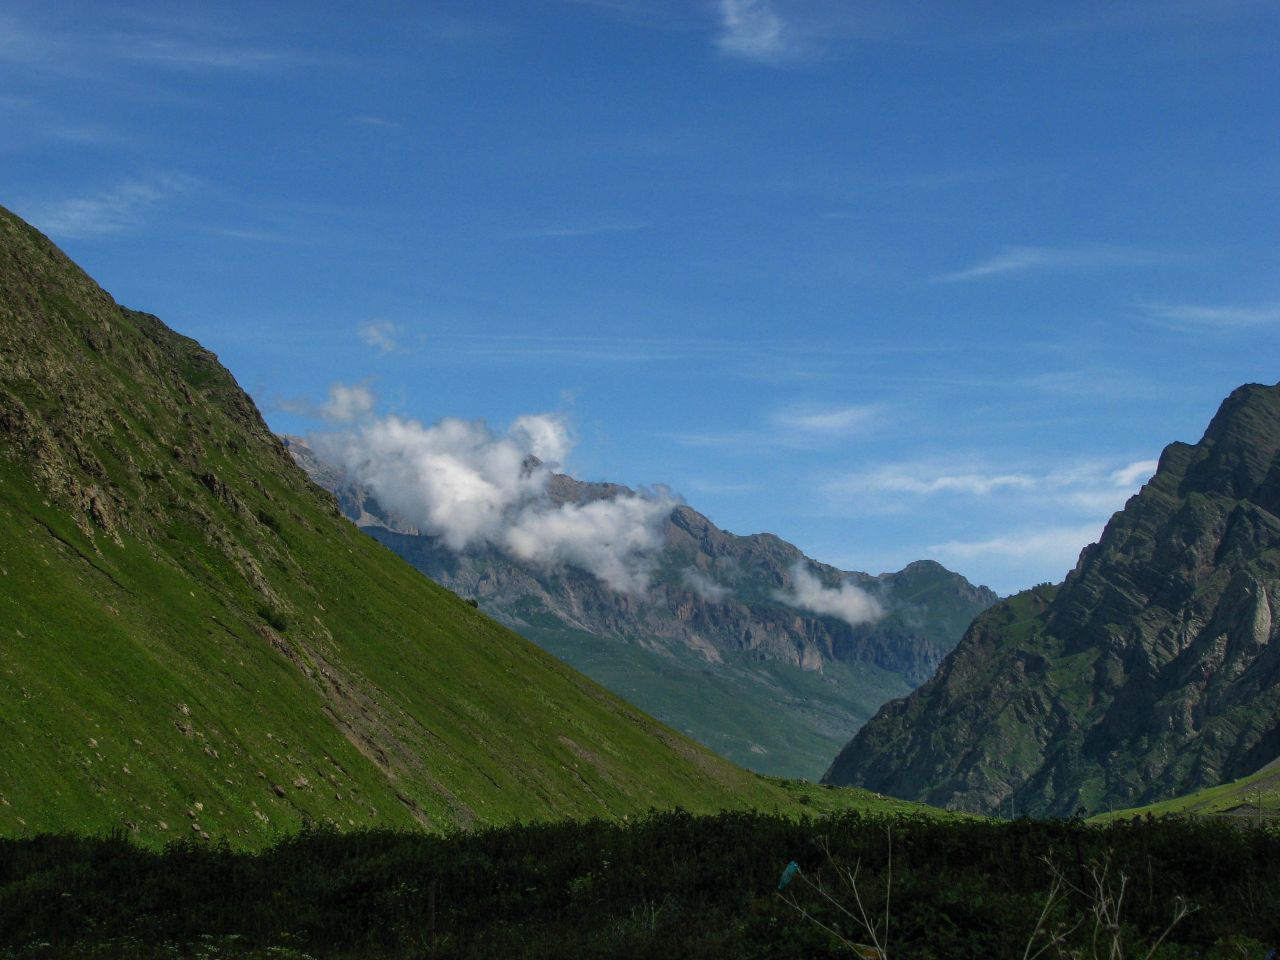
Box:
[825,382,1280,816]
[286,435,997,779]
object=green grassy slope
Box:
[1095,756,1280,822]
[0,205,913,846]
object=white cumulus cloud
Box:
[682,568,730,602]
[1109,459,1158,489]
[504,494,670,594]
[309,397,674,592]
[775,563,883,627]
[321,382,377,423]
[509,413,572,465]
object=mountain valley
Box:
[285,436,996,778]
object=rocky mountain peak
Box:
[824,381,1280,816]
[1182,382,1280,507]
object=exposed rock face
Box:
[289,437,994,682]
[0,211,290,554]
[285,436,998,777]
[824,383,1280,816]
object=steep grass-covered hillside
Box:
[0,205,867,846]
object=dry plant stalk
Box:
[1023,856,1194,960]
[776,827,891,959]
[781,843,1193,960]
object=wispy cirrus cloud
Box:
[21,175,195,239]
[1141,301,1280,329]
[666,430,758,450]
[681,477,763,496]
[204,225,293,243]
[0,10,291,76]
[933,244,1174,282]
[769,403,880,436]
[1020,367,1163,401]
[820,456,1158,593]
[715,0,799,63]
[854,470,1036,497]
[414,14,509,43]
[0,13,63,66]
[670,402,882,452]
[111,35,288,71]
[513,221,648,239]
[928,522,1107,569]
[358,320,405,355]
[823,457,1157,515]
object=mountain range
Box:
[826,382,1280,816]
[5,194,1275,841]
[285,436,997,778]
[0,203,880,845]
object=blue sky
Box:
[4,0,1278,594]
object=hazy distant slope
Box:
[0,204,814,845]
[826,383,1280,816]
[287,438,997,778]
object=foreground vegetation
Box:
[1,811,1276,959]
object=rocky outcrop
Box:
[824,383,1280,816]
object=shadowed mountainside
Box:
[825,382,1280,816]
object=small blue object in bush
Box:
[778,861,800,891]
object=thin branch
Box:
[883,825,892,959]
[776,890,857,952]
[1023,875,1065,960]
[1141,897,1194,960]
